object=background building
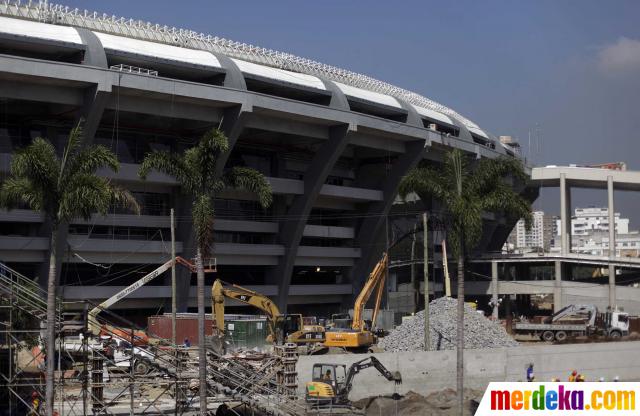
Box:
[505,211,556,253]
[0,5,528,319]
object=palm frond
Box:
[224,166,273,208]
[66,143,119,179]
[0,177,44,212]
[109,183,141,215]
[59,174,113,221]
[10,138,59,193]
[59,122,84,181]
[138,150,191,190]
[398,166,447,202]
[469,156,528,195]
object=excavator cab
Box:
[307,363,347,403]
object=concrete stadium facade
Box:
[0,3,527,316]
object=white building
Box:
[506,211,556,253]
[570,207,629,235]
[551,207,639,257]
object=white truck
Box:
[513,304,629,342]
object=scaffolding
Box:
[0,262,307,415]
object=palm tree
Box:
[0,123,139,416]
[399,149,531,414]
[139,128,272,414]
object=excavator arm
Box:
[211,279,282,342]
[343,356,401,396]
[352,253,388,331]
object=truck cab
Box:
[602,310,629,338]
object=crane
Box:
[87,256,205,343]
[211,279,324,350]
[306,356,401,405]
[324,253,388,349]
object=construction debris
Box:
[354,388,482,416]
[379,297,518,352]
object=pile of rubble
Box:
[379,297,518,352]
[355,388,483,416]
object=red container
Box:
[148,314,213,346]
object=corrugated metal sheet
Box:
[225,318,270,350]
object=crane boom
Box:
[88,256,195,335]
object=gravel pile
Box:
[379,297,518,352]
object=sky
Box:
[59,0,640,225]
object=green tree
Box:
[0,123,139,416]
[139,128,272,414]
[399,149,531,414]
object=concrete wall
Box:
[297,341,640,400]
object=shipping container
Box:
[148,314,213,346]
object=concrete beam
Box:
[75,28,107,68]
[274,124,352,311]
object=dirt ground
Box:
[353,388,483,416]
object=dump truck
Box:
[513,304,629,342]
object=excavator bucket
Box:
[208,334,226,355]
[392,371,402,384]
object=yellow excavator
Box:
[306,356,401,405]
[211,279,325,351]
[324,253,388,350]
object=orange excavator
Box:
[324,253,388,350]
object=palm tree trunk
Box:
[456,252,465,415]
[196,247,207,415]
[45,227,58,416]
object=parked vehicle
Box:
[513,304,629,342]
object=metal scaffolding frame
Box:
[1,261,307,415]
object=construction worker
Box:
[323,369,332,381]
[28,391,40,416]
[569,370,578,382]
[526,363,534,382]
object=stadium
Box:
[0,1,530,319]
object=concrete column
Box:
[608,175,616,309]
[491,261,499,320]
[559,173,571,255]
[554,260,563,312]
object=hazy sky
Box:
[60,0,640,225]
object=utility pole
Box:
[410,222,417,312]
[443,239,451,297]
[170,208,177,346]
[423,212,430,351]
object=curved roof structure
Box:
[0,0,495,137]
